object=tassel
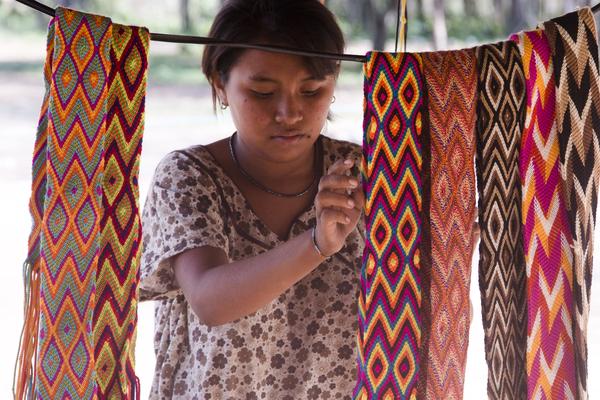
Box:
[13,260,41,400]
[129,374,141,400]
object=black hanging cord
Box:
[394,0,408,53]
[14,0,367,62]
[395,0,402,53]
[14,0,600,63]
[404,2,408,52]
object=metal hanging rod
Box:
[14,0,600,64]
[14,0,367,62]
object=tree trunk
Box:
[416,0,425,20]
[537,0,545,19]
[464,0,478,17]
[361,0,390,51]
[432,0,447,50]
[373,11,387,50]
[346,1,365,30]
[507,0,528,34]
[180,0,191,33]
[493,0,504,16]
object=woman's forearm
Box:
[180,230,325,326]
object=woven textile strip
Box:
[93,23,148,399]
[14,7,148,399]
[418,50,477,400]
[544,8,600,399]
[13,20,55,400]
[511,29,576,400]
[475,42,528,400]
[35,8,111,398]
[356,52,423,400]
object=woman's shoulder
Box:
[152,144,226,192]
[320,135,362,165]
[155,144,218,174]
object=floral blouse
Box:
[139,135,364,399]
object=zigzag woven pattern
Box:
[475,42,528,400]
[418,49,477,400]
[93,23,148,399]
[35,8,111,399]
[13,7,147,399]
[511,29,576,400]
[544,8,600,399]
[13,19,56,400]
[355,52,424,400]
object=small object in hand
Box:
[345,159,360,195]
[350,163,360,178]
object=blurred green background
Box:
[2,0,597,84]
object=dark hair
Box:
[202,0,345,109]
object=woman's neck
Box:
[232,134,319,188]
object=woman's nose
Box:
[274,94,303,125]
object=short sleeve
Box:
[139,149,230,301]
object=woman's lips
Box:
[271,133,306,143]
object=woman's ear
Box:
[212,73,228,107]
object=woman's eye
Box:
[250,90,273,98]
[301,89,319,96]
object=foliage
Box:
[446,13,504,41]
[1,0,595,60]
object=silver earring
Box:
[220,102,228,110]
[331,95,336,104]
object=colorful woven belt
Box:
[418,48,477,400]
[14,7,148,399]
[544,8,600,399]
[356,52,424,400]
[511,28,576,400]
[474,41,528,400]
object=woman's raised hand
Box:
[314,158,364,257]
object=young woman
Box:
[139,1,365,398]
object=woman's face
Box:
[214,49,336,163]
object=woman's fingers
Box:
[350,185,365,210]
[471,210,480,249]
[318,172,358,192]
[469,213,480,267]
[316,190,356,210]
[472,221,480,242]
[313,158,363,256]
[320,208,352,226]
[316,157,361,214]
[326,158,354,176]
